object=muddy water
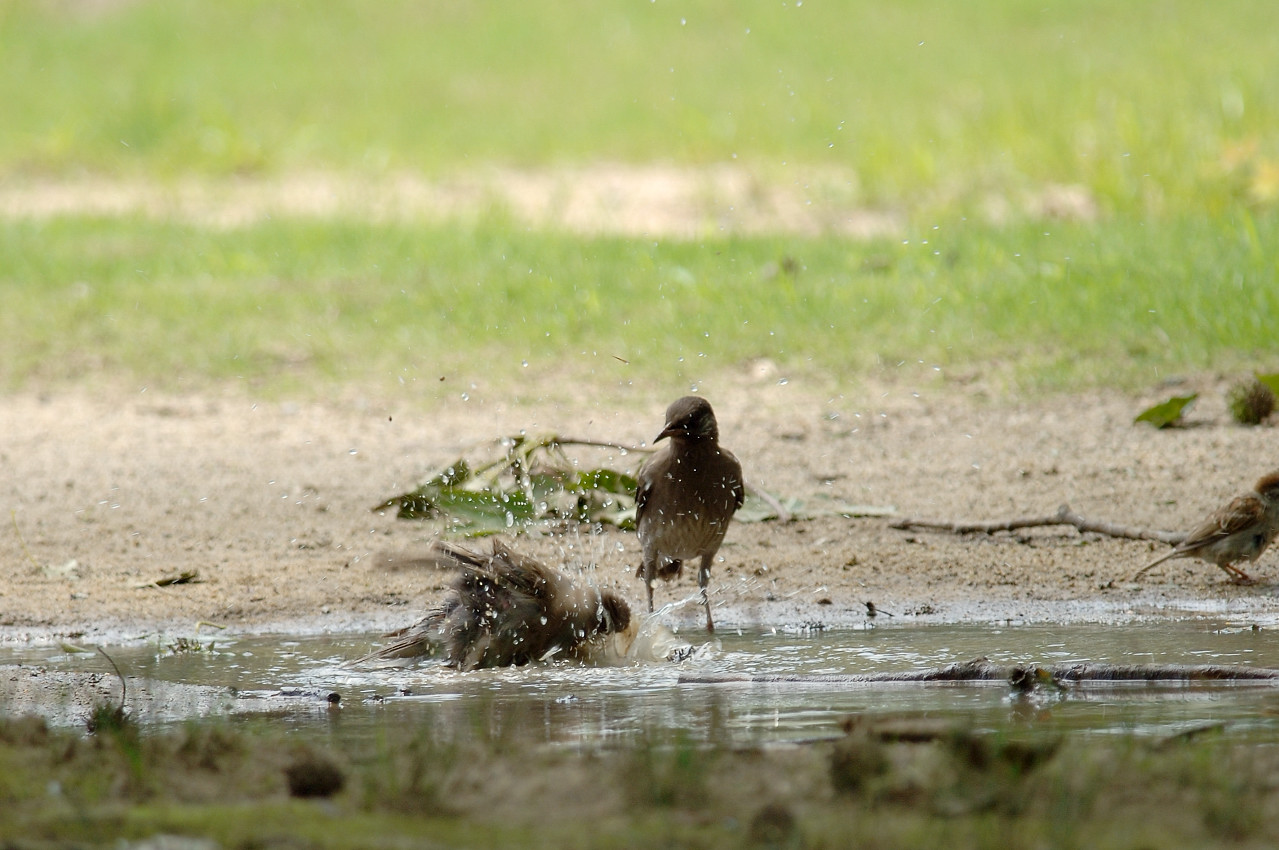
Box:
[5,620,1279,746]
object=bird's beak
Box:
[655,425,679,442]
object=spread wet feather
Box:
[363,540,631,670]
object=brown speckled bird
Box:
[1134,470,1279,583]
[636,396,744,633]
[361,539,631,670]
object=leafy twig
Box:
[376,431,865,534]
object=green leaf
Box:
[1134,393,1198,428]
[1256,373,1279,397]
[575,468,639,495]
[599,504,638,531]
[436,460,472,487]
[415,486,540,535]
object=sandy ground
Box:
[0,167,1097,237]
[3,372,1278,649]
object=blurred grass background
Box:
[1,0,1276,395]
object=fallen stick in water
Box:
[679,658,1279,687]
[889,503,1186,545]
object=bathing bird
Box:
[362,539,632,670]
[1134,470,1279,583]
[636,395,744,633]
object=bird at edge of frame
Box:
[635,395,745,634]
[1133,470,1279,584]
[356,539,693,670]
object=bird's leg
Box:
[1221,563,1256,584]
[643,560,656,613]
[698,554,715,634]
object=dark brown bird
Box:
[1134,470,1279,583]
[636,395,744,633]
[361,539,631,670]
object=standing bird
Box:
[360,539,631,670]
[1134,470,1279,583]
[636,395,745,633]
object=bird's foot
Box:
[1224,565,1256,584]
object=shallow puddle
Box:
[5,620,1279,746]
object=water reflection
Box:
[5,621,1279,746]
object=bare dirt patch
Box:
[0,166,1095,237]
[0,166,901,237]
[3,373,1277,646]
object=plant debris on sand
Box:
[372,432,873,536]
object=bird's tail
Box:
[352,540,511,665]
[352,604,451,664]
[1131,548,1180,581]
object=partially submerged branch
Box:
[680,659,1279,687]
[890,503,1186,545]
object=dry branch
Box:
[745,482,792,523]
[890,503,1186,545]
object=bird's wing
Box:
[635,460,657,528]
[429,539,544,595]
[490,539,613,631]
[1180,494,1266,549]
[427,540,492,573]
[727,451,746,511]
[487,539,556,598]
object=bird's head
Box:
[1256,470,1279,502]
[655,395,719,443]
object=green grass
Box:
[2,0,1278,214]
[2,1,1278,396]
[3,213,1277,395]
[5,712,1279,849]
